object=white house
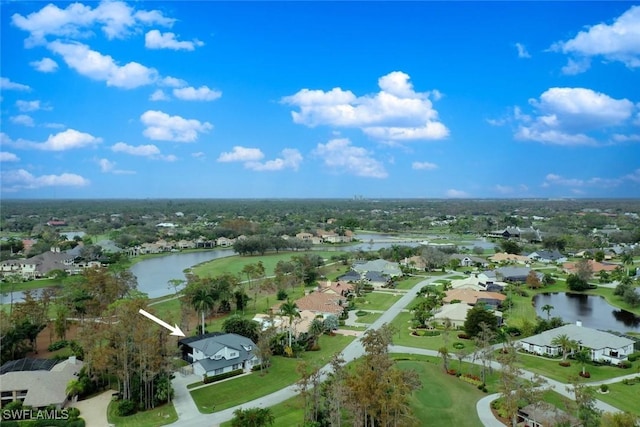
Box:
[178,333,259,379]
[517,322,635,365]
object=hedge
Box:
[203,368,244,384]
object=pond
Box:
[130,249,236,298]
[533,292,640,333]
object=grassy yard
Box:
[591,379,640,415]
[191,251,347,278]
[107,401,177,427]
[190,334,354,413]
[352,310,382,324]
[516,352,635,384]
[359,291,402,311]
[395,276,427,290]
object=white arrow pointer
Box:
[138,309,185,337]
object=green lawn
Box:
[592,379,640,415]
[107,401,178,427]
[351,311,382,324]
[359,291,402,311]
[190,334,354,413]
[516,352,634,384]
[395,276,426,290]
[192,251,347,278]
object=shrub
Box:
[627,352,640,362]
[453,342,465,349]
[48,340,69,352]
[423,330,441,337]
[116,399,136,417]
[355,310,368,317]
[559,361,571,367]
[276,289,288,300]
[457,333,470,340]
[600,384,609,392]
[447,369,457,376]
[619,360,632,369]
[579,371,591,378]
[203,368,244,384]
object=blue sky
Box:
[1,1,639,199]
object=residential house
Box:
[526,250,567,264]
[432,303,503,328]
[289,291,347,318]
[0,248,77,279]
[487,226,542,241]
[0,356,83,409]
[488,252,530,264]
[495,266,541,282]
[215,237,235,247]
[337,269,362,282]
[95,239,122,254]
[350,259,402,288]
[517,322,635,365]
[252,309,317,336]
[562,259,620,275]
[443,289,506,308]
[449,254,488,268]
[178,333,259,378]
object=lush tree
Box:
[574,348,591,376]
[575,259,593,282]
[464,305,498,338]
[551,334,576,360]
[568,379,602,427]
[231,407,275,427]
[621,252,634,275]
[525,270,542,289]
[191,287,215,334]
[323,314,339,332]
[566,274,589,292]
[500,240,521,255]
[600,411,639,427]
[541,304,554,320]
[222,315,260,343]
[279,299,301,348]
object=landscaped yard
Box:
[359,291,402,311]
[515,352,635,384]
[107,401,177,427]
[190,334,354,413]
[592,378,640,415]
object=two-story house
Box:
[178,333,259,379]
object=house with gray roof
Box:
[517,322,635,365]
[526,250,567,264]
[0,356,83,409]
[178,333,259,379]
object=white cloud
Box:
[412,161,438,170]
[10,115,35,127]
[515,43,531,58]
[16,100,49,112]
[445,189,469,198]
[515,87,635,145]
[11,1,175,46]
[552,5,640,72]
[48,40,157,89]
[282,71,448,142]
[145,30,203,51]
[625,169,640,183]
[149,89,169,101]
[561,58,591,75]
[1,77,31,91]
[245,149,303,171]
[218,146,264,162]
[0,152,20,162]
[30,57,58,72]
[112,142,159,156]
[141,110,212,142]
[20,129,102,151]
[1,169,89,191]
[612,134,640,142]
[160,76,187,88]
[312,138,387,178]
[192,152,205,159]
[543,173,624,189]
[97,157,134,174]
[173,86,222,101]
[45,122,65,129]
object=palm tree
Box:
[307,318,325,349]
[191,287,215,335]
[621,252,634,276]
[541,304,554,320]
[551,334,576,360]
[438,346,450,372]
[574,348,591,376]
[279,299,300,348]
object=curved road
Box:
[169,274,632,426]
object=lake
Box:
[533,292,640,333]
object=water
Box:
[130,250,235,298]
[533,292,640,333]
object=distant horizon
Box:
[1,2,639,198]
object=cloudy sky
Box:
[1,1,639,199]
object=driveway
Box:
[71,390,114,427]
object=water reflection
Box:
[533,292,640,333]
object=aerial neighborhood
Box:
[1,199,639,427]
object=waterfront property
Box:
[178,333,260,379]
[517,322,636,365]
